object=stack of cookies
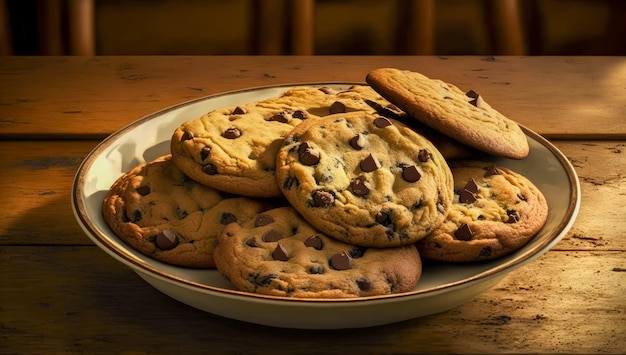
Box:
[102,68,548,299]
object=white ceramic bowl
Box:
[72,83,580,329]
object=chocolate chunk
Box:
[298,142,320,166]
[231,106,246,115]
[402,165,421,183]
[484,165,502,177]
[245,238,258,247]
[360,153,381,172]
[349,175,369,196]
[222,127,241,139]
[308,266,325,274]
[349,133,366,150]
[376,210,390,224]
[479,246,492,258]
[131,209,142,222]
[254,214,274,227]
[292,110,307,119]
[373,116,392,128]
[304,235,323,250]
[507,210,520,223]
[200,146,211,161]
[181,131,194,141]
[311,190,334,207]
[454,223,473,241]
[459,189,478,204]
[356,277,372,291]
[272,243,289,261]
[348,246,367,258]
[155,229,178,250]
[269,112,290,123]
[330,252,353,270]
[253,273,277,286]
[418,149,432,162]
[466,90,485,108]
[220,212,237,225]
[329,101,346,114]
[262,229,284,242]
[135,185,150,196]
[464,178,479,193]
[202,163,218,175]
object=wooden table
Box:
[1,56,625,354]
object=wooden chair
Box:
[255,0,527,55]
[2,0,526,56]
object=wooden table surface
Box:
[1,56,625,354]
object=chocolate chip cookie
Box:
[213,207,423,298]
[102,155,270,268]
[416,161,548,262]
[366,68,529,159]
[275,111,454,247]
[170,85,394,197]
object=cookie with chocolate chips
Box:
[416,161,548,262]
[366,68,529,159]
[102,155,269,268]
[170,85,394,197]
[213,207,422,298]
[275,111,454,247]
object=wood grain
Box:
[1,56,625,138]
[1,246,623,353]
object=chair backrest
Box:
[1,0,527,56]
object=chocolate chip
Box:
[308,266,325,274]
[135,185,150,196]
[272,243,289,261]
[349,133,366,150]
[245,238,258,247]
[292,110,307,119]
[318,87,335,94]
[466,90,485,108]
[376,210,390,224]
[222,127,241,139]
[454,223,473,241]
[484,165,502,177]
[348,246,367,258]
[330,252,353,270]
[232,106,246,115]
[507,210,520,223]
[255,214,274,227]
[262,229,283,242]
[349,175,369,196]
[402,165,421,183]
[155,229,178,250]
[298,142,320,166]
[304,235,323,250]
[202,163,218,175]
[311,190,334,207]
[269,112,290,123]
[418,149,432,162]
[479,246,492,258]
[220,212,237,225]
[356,277,372,291]
[131,210,142,222]
[360,153,381,172]
[373,116,392,128]
[329,101,346,114]
[181,131,194,141]
[464,178,479,193]
[459,188,478,203]
[200,146,211,161]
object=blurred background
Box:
[1,0,625,56]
